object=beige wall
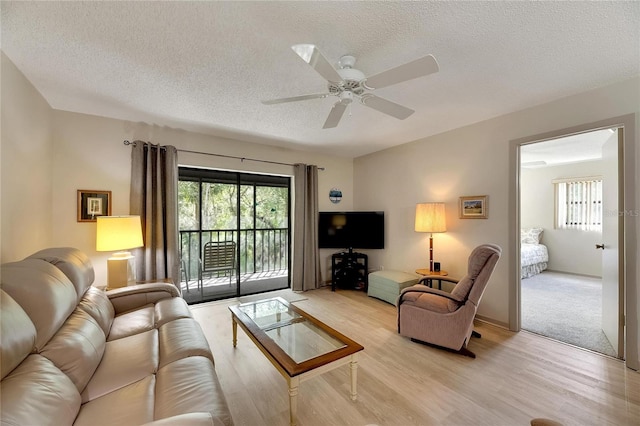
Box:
[50,111,353,285]
[521,159,604,276]
[1,52,54,261]
[353,76,639,336]
[2,54,353,285]
[354,117,512,323]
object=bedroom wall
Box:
[521,159,604,276]
[0,52,54,262]
[353,76,639,332]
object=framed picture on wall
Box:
[459,195,488,219]
[77,190,112,222]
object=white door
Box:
[600,129,624,358]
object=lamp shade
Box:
[415,203,446,233]
[96,215,143,252]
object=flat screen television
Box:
[318,211,384,250]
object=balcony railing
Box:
[179,228,289,283]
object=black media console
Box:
[331,249,368,292]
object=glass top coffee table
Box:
[229,296,364,426]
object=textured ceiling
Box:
[2,1,639,158]
[520,128,615,168]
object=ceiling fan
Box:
[262,44,439,129]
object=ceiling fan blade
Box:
[292,44,343,83]
[360,95,414,120]
[364,54,439,90]
[323,101,348,129]
[261,93,329,105]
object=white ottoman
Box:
[367,270,420,305]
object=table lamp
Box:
[415,203,446,273]
[96,215,144,289]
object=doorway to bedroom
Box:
[519,127,623,358]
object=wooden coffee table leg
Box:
[288,376,300,426]
[231,314,238,348]
[349,353,358,401]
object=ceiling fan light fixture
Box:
[265,44,439,128]
[339,91,354,104]
[337,67,366,82]
[338,55,356,69]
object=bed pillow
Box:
[521,228,543,244]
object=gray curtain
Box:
[130,141,180,290]
[292,163,321,291]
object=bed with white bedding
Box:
[521,228,548,279]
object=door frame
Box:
[178,167,292,299]
[508,114,638,370]
[601,130,624,356]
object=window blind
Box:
[554,177,603,231]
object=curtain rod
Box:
[124,140,324,170]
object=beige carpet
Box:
[521,271,615,357]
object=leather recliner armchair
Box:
[397,244,502,358]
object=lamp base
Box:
[429,233,434,274]
[106,251,136,289]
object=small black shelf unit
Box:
[331,249,368,291]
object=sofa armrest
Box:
[141,413,227,426]
[399,284,465,304]
[417,275,459,286]
[107,283,180,314]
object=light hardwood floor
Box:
[190,287,640,426]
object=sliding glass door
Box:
[178,167,290,304]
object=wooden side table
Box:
[415,269,449,290]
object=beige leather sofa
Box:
[1,247,233,426]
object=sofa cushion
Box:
[108,305,155,341]
[155,297,193,327]
[78,286,115,337]
[155,356,233,426]
[142,413,228,426]
[28,247,95,302]
[74,375,156,426]
[0,290,36,380]
[81,330,158,403]
[108,295,194,341]
[40,308,106,393]
[159,318,214,368]
[0,354,81,426]
[1,259,77,351]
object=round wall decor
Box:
[329,188,342,204]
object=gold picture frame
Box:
[459,195,488,219]
[77,190,112,222]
